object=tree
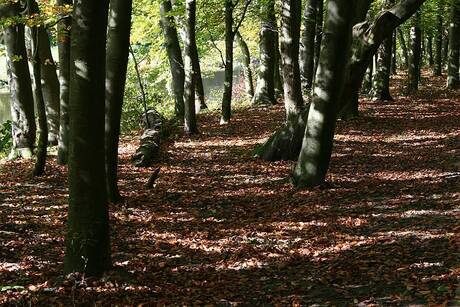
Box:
[183,0,198,133]
[220,0,251,124]
[57,0,72,165]
[254,0,305,161]
[3,1,36,159]
[434,2,443,76]
[27,0,48,176]
[447,0,459,89]
[408,11,422,92]
[300,0,318,92]
[292,0,355,188]
[252,0,276,105]
[236,31,254,98]
[105,0,133,203]
[337,0,427,120]
[372,0,395,101]
[160,0,185,119]
[65,0,111,276]
[36,23,60,146]
[398,28,410,69]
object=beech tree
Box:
[254,0,306,161]
[65,0,111,276]
[447,0,460,89]
[160,0,185,118]
[372,0,395,101]
[2,1,36,159]
[300,0,318,92]
[183,0,198,133]
[57,0,72,165]
[27,0,48,176]
[236,31,254,98]
[105,0,133,203]
[252,0,276,106]
[293,0,355,188]
[408,11,422,91]
[220,0,251,124]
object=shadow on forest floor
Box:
[0,72,459,305]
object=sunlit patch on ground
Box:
[0,72,459,305]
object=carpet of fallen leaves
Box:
[1,73,459,305]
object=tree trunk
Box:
[254,0,305,161]
[183,0,198,133]
[398,28,409,69]
[38,28,60,145]
[57,0,72,165]
[252,0,276,105]
[447,0,460,89]
[65,0,111,277]
[3,2,36,159]
[274,32,284,97]
[372,0,394,101]
[292,0,355,188]
[337,0,427,120]
[408,12,421,92]
[191,44,207,111]
[105,0,133,203]
[391,31,397,74]
[362,60,373,94]
[160,0,185,118]
[300,0,318,91]
[434,4,443,76]
[372,36,393,100]
[427,34,434,66]
[220,0,234,124]
[313,0,323,78]
[29,22,48,176]
[442,31,449,68]
[235,31,254,98]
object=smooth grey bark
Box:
[434,4,443,76]
[38,28,60,145]
[160,0,185,118]
[183,0,198,133]
[443,31,449,67]
[105,0,133,203]
[292,0,355,188]
[65,0,111,277]
[391,31,397,74]
[235,31,254,98]
[220,0,233,123]
[372,36,393,100]
[29,20,48,176]
[281,0,303,120]
[27,0,48,175]
[57,0,72,165]
[362,59,373,93]
[372,0,394,101]
[191,45,207,110]
[313,0,323,77]
[398,28,409,69]
[408,12,421,92]
[337,0,427,120]
[274,32,284,97]
[254,0,305,161]
[300,0,318,91]
[447,0,460,89]
[3,2,36,158]
[252,0,276,105]
[427,34,434,66]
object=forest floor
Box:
[1,72,460,305]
